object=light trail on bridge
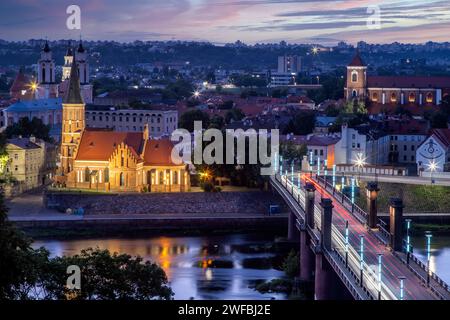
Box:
[284,172,437,300]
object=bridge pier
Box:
[366,182,380,229]
[288,210,299,241]
[299,183,316,285]
[389,198,404,251]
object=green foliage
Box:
[43,248,173,300]
[280,142,307,164]
[282,250,299,278]
[0,191,172,300]
[4,117,52,142]
[306,73,345,103]
[209,115,225,130]
[179,109,210,132]
[431,111,449,129]
[225,108,245,124]
[343,100,367,115]
[283,112,316,135]
[255,278,293,294]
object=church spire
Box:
[63,52,84,104]
[43,40,50,52]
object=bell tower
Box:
[36,40,58,99]
[345,50,367,102]
[61,52,85,175]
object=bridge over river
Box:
[270,171,450,300]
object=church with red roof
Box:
[344,51,450,115]
[57,56,190,192]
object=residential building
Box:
[416,128,450,173]
[85,105,178,137]
[344,51,450,115]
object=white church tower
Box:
[59,40,93,103]
[36,41,58,99]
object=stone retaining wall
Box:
[45,191,287,215]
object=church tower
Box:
[62,41,74,81]
[345,50,367,102]
[61,52,85,176]
[36,40,58,99]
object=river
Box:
[33,233,288,300]
[411,235,450,285]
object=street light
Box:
[354,152,366,182]
[425,231,432,286]
[332,164,336,189]
[345,221,349,267]
[324,159,328,188]
[193,90,200,98]
[309,151,313,177]
[351,177,356,209]
[427,160,437,185]
[398,276,406,300]
[405,219,412,264]
[378,253,383,300]
[341,175,345,202]
[359,235,365,286]
[317,156,321,177]
[280,155,283,176]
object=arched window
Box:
[84,167,90,182]
[426,92,433,103]
[121,151,125,167]
[409,92,416,103]
[352,90,357,98]
[372,92,378,102]
[159,171,165,184]
[351,71,358,83]
[104,168,109,183]
[120,172,125,186]
[390,92,397,103]
[173,171,178,184]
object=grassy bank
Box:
[356,180,450,213]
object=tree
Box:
[41,248,173,300]
[225,108,245,124]
[283,112,316,135]
[282,250,299,278]
[179,110,210,132]
[209,115,225,130]
[0,191,173,300]
[4,117,52,142]
[280,142,307,163]
[431,111,449,129]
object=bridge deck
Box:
[272,173,447,300]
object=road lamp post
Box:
[280,155,283,176]
[405,219,412,264]
[398,276,406,300]
[345,221,349,267]
[378,253,383,300]
[341,175,345,203]
[332,164,336,195]
[324,159,328,188]
[425,231,432,287]
[351,177,356,212]
[317,156,321,178]
[428,160,437,186]
[359,235,364,286]
[309,151,313,177]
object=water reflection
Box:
[411,235,450,285]
[33,233,287,300]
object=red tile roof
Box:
[367,76,450,88]
[10,70,30,93]
[431,128,450,148]
[76,129,144,161]
[143,139,178,166]
[348,51,365,67]
[75,129,179,166]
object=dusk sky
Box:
[1,0,450,45]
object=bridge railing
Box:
[275,174,397,299]
[304,173,450,297]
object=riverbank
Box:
[16,213,288,239]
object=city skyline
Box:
[0,0,450,45]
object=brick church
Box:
[57,56,190,192]
[345,51,450,114]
